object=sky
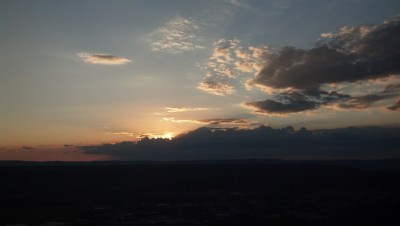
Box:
[1,0,400,161]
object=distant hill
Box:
[2,158,400,172]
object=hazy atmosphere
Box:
[1,0,400,161]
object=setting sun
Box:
[147,132,175,140]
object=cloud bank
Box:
[78,52,131,65]
[246,17,400,114]
[82,126,400,161]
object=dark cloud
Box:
[81,126,400,161]
[22,146,35,150]
[63,144,80,151]
[254,46,355,91]
[77,52,131,65]
[337,93,396,109]
[384,83,400,93]
[387,99,400,111]
[162,117,252,129]
[254,17,400,91]
[246,91,320,114]
[198,118,248,125]
[245,90,350,114]
[247,17,400,114]
[318,91,351,103]
[246,88,398,114]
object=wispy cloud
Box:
[198,118,249,125]
[227,0,248,8]
[165,107,209,113]
[163,117,255,129]
[148,16,204,54]
[107,130,174,140]
[77,52,131,65]
[154,107,209,116]
[107,131,139,137]
[163,117,206,124]
[320,32,335,38]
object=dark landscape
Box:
[2,159,400,226]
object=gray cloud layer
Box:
[247,17,400,114]
[82,126,400,161]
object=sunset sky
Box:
[1,0,400,161]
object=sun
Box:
[148,132,175,140]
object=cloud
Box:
[254,17,400,90]
[246,92,320,114]
[63,144,80,152]
[106,129,175,140]
[197,118,249,125]
[81,126,400,160]
[384,83,400,93]
[165,107,208,113]
[320,32,335,38]
[77,52,131,65]
[156,107,209,119]
[107,131,140,137]
[22,146,35,150]
[387,99,400,111]
[227,0,248,8]
[198,38,269,95]
[211,38,240,62]
[163,117,206,124]
[197,80,236,96]
[163,117,251,127]
[336,93,396,110]
[246,87,398,114]
[246,17,400,114]
[149,16,204,54]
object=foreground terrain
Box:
[1,160,400,225]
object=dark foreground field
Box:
[1,160,400,225]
